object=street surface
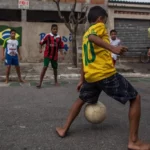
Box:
[0,79,150,150]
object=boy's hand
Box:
[39,49,42,53]
[19,55,22,60]
[77,81,83,92]
[60,54,64,60]
[1,56,5,61]
[148,49,150,56]
[112,46,128,55]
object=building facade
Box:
[108,0,150,62]
[0,0,106,63]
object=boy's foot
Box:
[55,82,59,86]
[19,79,26,83]
[36,84,41,89]
[56,127,67,138]
[128,140,150,150]
[5,80,9,84]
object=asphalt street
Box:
[0,79,150,150]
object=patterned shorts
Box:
[79,73,138,104]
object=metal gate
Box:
[115,19,150,56]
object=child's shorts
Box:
[44,57,58,69]
[5,54,19,66]
[79,73,138,104]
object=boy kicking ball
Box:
[56,6,150,150]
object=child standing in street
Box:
[1,29,25,83]
[110,29,121,65]
[37,24,64,88]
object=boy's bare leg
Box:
[56,98,85,137]
[53,69,58,85]
[36,67,48,88]
[15,66,25,83]
[5,65,11,83]
[128,95,150,150]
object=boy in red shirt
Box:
[37,24,64,88]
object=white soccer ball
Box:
[84,101,107,124]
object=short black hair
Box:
[88,6,108,23]
[51,24,58,29]
[10,29,16,33]
[110,29,117,34]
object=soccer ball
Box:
[84,101,107,124]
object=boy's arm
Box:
[58,38,65,59]
[2,47,5,60]
[18,47,21,56]
[77,62,84,91]
[59,49,63,55]
[39,44,43,53]
[88,35,127,55]
[80,61,84,81]
[39,35,48,53]
[1,39,7,60]
[119,39,122,46]
[59,38,64,55]
[18,47,22,60]
[17,40,22,60]
[59,48,64,60]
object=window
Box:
[27,10,85,23]
[0,9,21,21]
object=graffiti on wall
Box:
[39,33,72,51]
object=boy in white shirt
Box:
[1,29,24,83]
[110,29,121,65]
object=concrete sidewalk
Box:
[0,62,150,81]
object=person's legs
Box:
[36,67,48,88]
[5,54,12,83]
[37,58,49,88]
[101,73,150,150]
[56,98,85,137]
[51,60,58,85]
[15,66,25,82]
[13,56,25,83]
[128,95,150,150]
[56,81,101,137]
[129,95,141,142]
[5,65,11,83]
[53,69,58,85]
[128,95,141,149]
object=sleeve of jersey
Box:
[59,37,64,49]
[2,39,7,48]
[89,25,105,38]
[95,25,106,38]
[39,34,48,45]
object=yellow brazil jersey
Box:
[82,22,116,83]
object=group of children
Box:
[1,6,150,150]
[1,24,64,86]
[1,24,121,86]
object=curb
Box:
[1,73,150,81]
